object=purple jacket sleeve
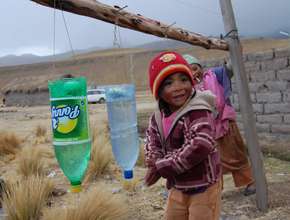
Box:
[155,111,216,179]
[144,115,164,186]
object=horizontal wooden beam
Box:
[31,0,229,50]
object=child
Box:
[183,54,256,196]
[144,51,221,220]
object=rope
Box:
[61,10,76,58]
[113,24,121,48]
[52,0,56,73]
[220,29,238,40]
[51,0,76,67]
[112,5,127,48]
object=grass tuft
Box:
[34,125,49,144]
[16,146,46,177]
[122,178,140,192]
[35,125,47,137]
[43,185,128,220]
[260,140,290,162]
[136,138,145,167]
[0,131,22,155]
[84,123,112,183]
[2,176,54,220]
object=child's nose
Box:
[172,80,184,90]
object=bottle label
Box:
[50,96,90,143]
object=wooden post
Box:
[219,0,268,211]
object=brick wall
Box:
[204,48,290,139]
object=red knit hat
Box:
[148,51,195,99]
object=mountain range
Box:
[0,33,288,67]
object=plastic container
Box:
[105,84,139,179]
[48,77,91,192]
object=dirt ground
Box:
[1,96,290,220]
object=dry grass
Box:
[260,138,290,161]
[35,125,47,137]
[121,178,140,192]
[42,184,128,220]
[91,120,110,143]
[34,125,50,144]
[136,138,145,167]
[16,146,46,177]
[0,131,22,155]
[2,176,54,220]
[84,122,113,183]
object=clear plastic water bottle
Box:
[105,84,139,179]
[48,77,91,193]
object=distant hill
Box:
[0,54,49,67]
[135,39,190,50]
[0,53,72,67]
[0,46,104,67]
[0,37,289,95]
[2,34,287,67]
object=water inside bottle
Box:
[54,141,91,185]
[110,126,139,171]
[106,98,139,173]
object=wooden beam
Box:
[30,0,229,51]
[219,0,268,211]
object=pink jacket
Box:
[196,69,236,139]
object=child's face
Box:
[159,72,192,112]
[190,64,203,82]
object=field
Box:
[1,38,290,219]
[1,94,290,219]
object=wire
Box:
[52,0,56,71]
[113,24,121,48]
[117,26,123,47]
[60,2,76,59]
[112,5,127,48]
[53,1,56,58]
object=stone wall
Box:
[5,90,49,106]
[204,48,290,140]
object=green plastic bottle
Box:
[48,77,91,193]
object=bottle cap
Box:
[124,170,133,179]
[70,184,82,193]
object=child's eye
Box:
[163,80,172,86]
[180,76,189,82]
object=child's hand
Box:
[144,166,161,186]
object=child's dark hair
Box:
[158,98,171,116]
[157,82,171,116]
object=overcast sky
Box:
[1,0,289,57]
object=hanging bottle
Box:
[48,77,91,192]
[105,84,139,179]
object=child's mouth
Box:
[173,94,186,102]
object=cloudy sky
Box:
[1,0,289,57]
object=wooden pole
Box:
[30,0,229,51]
[219,0,268,211]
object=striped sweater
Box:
[144,90,221,192]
